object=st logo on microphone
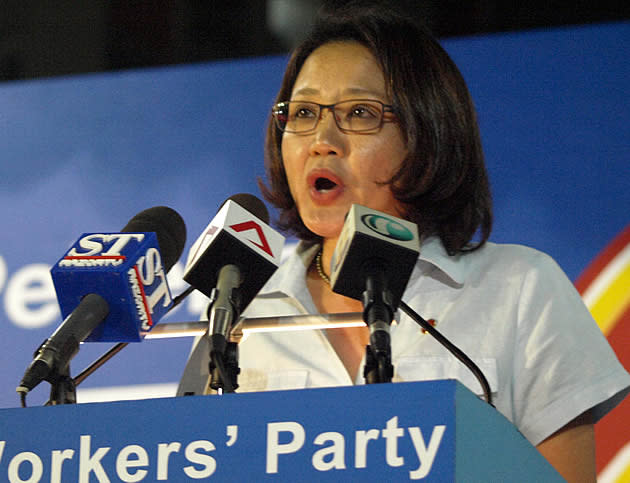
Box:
[51,233,173,342]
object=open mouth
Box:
[307,169,344,203]
[314,177,337,192]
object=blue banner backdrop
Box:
[0,22,627,417]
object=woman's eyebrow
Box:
[291,86,386,99]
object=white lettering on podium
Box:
[266,421,306,473]
[51,449,75,483]
[157,442,181,480]
[115,445,149,482]
[383,416,405,467]
[183,440,216,479]
[408,425,446,480]
[8,451,43,483]
[79,435,111,482]
[265,418,446,478]
[0,419,445,479]
[226,425,238,447]
[312,432,346,471]
[0,436,223,481]
[355,429,380,468]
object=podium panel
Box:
[0,380,561,481]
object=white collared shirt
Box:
[178,237,630,446]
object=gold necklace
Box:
[315,250,330,285]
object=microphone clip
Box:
[208,342,240,393]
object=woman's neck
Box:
[307,237,363,314]
[306,238,368,382]
[319,237,338,284]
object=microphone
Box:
[329,204,493,404]
[17,206,186,395]
[184,194,285,358]
[330,204,420,383]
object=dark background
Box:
[2,0,629,82]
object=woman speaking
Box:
[179,4,630,480]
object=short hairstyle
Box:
[260,2,492,255]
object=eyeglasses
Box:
[272,99,395,134]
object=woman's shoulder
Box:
[462,242,590,318]
[419,237,566,287]
[465,241,563,276]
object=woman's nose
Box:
[309,108,346,157]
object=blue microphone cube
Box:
[51,232,174,342]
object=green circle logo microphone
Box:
[361,214,414,241]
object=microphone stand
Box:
[361,262,395,384]
[38,286,194,407]
[205,274,241,394]
[47,364,77,405]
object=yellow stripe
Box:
[587,262,630,336]
[614,462,630,483]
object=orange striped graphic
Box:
[575,224,630,482]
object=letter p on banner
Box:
[266,422,305,474]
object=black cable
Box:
[399,300,494,406]
[172,285,194,308]
[71,285,194,388]
[73,342,129,386]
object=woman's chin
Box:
[303,218,345,241]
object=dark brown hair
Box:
[260,2,492,254]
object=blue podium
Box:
[0,380,561,481]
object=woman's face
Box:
[281,41,407,240]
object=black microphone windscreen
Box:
[227,193,270,224]
[122,206,187,271]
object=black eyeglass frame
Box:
[271,99,396,134]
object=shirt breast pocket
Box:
[394,356,498,398]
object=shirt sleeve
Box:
[511,250,630,445]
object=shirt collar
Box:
[260,236,466,300]
[415,236,466,286]
[256,240,318,300]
